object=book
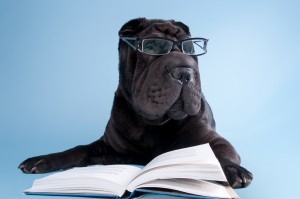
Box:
[24,143,239,199]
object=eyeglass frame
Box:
[120,36,209,56]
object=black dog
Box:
[19,18,253,188]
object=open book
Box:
[24,143,239,199]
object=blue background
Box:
[1,0,300,198]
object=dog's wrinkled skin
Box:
[19,18,253,188]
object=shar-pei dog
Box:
[19,18,253,188]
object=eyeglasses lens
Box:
[182,39,206,55]
[141,39,173,55]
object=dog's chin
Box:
[142,114,171,126]
[142,110,189,126]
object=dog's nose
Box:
[170,67,193,84]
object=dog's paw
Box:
[221,161,253,188]
[19,155,54,174]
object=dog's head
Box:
[118,18,206,125]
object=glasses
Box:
[120,37,208,56]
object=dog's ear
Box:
[173,21,191,36]
[119,18,147,37]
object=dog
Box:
[19,18,253,188]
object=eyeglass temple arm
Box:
[120,37,137,50]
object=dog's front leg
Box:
[18,138,115,174]
[209,136,253,188]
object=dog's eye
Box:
[144,42,155,50]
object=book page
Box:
[143,143,219,171]
[25,165,141,197]
[132,179,237,199]
[128,144,226,190]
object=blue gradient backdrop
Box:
[1,0,299,198]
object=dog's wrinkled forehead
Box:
[119,18,191,39]
[140,21,189,39]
